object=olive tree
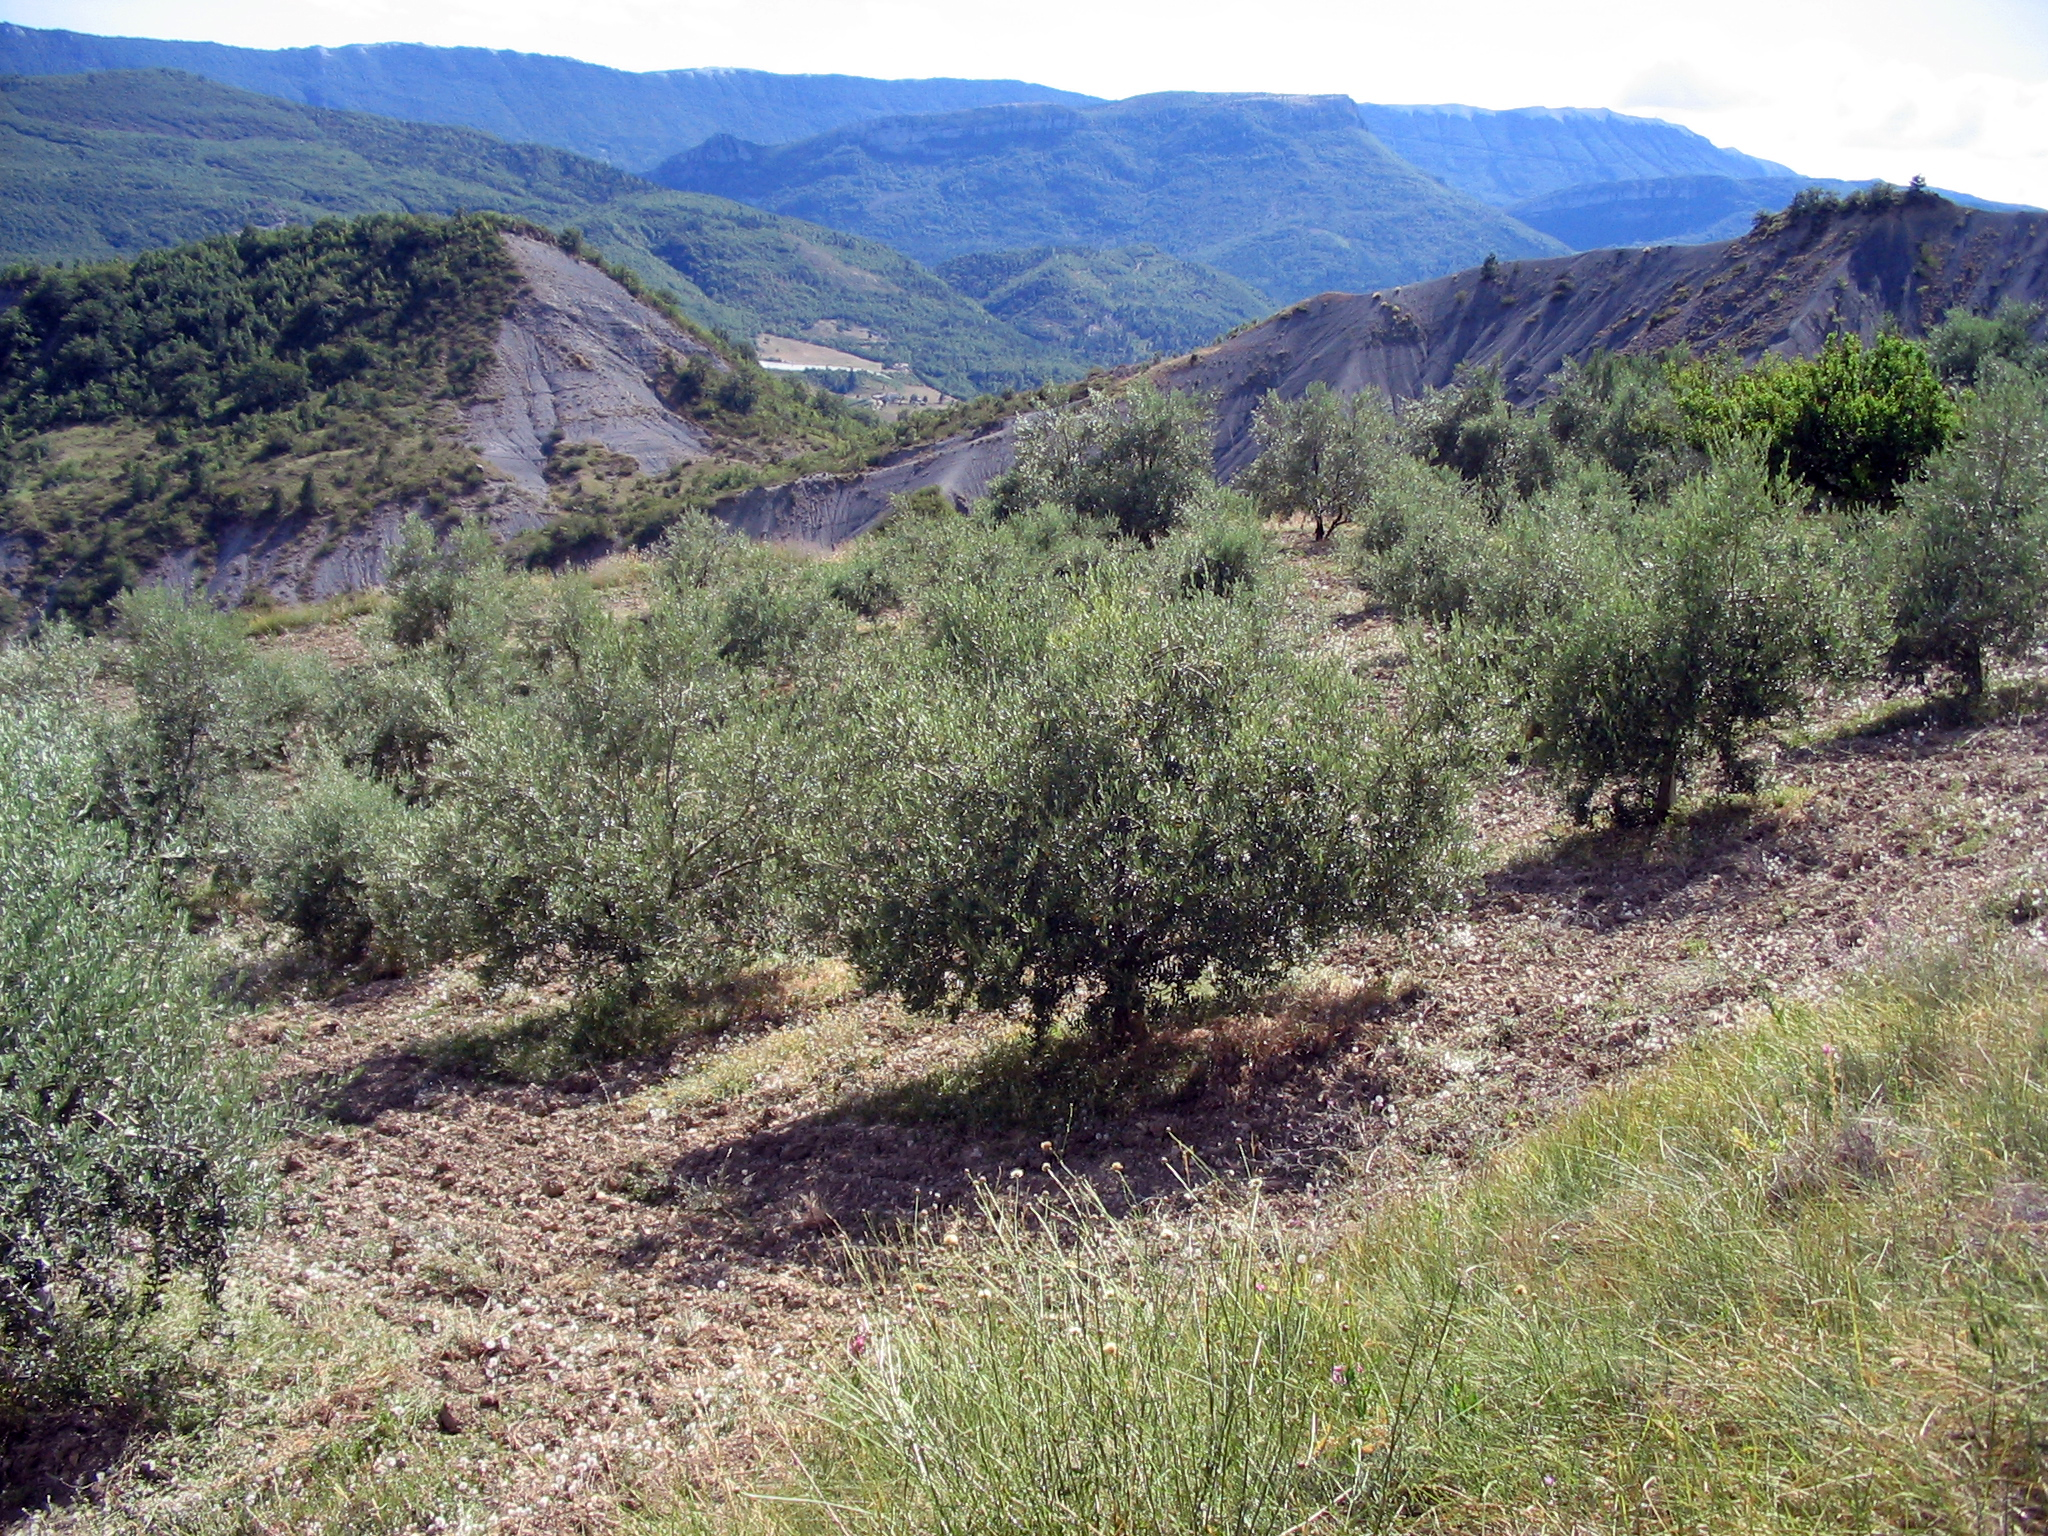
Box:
[0,669,267,1404]
[825,555,1465,1043]
[987,381,1214,543]
[1526,455,1872,824]
[1887,363,2048,697]
[1239,383,1400,542]
[397,578,813,1003]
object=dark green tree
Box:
[1672,333,1958,505]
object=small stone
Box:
[541,1178,566,1199]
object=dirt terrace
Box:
[59,579,2048,1532]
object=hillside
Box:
[0,70,1074,398]
[716,191,2048,537]
[1163,189,2048,472]
[0,212,965,617]
[935,245,1269,365]
[0,22,1094,171]
[652,93,1568,306]
[1510,173,2038,252]
[1356,103,1792,206]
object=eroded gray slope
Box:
[715,421,1023,547]
[1160,198,2048,474]
[466,234,721,491]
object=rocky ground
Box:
[35,547,2048,1533]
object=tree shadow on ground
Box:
[0,1405,140,1525]
[280,967,819,1128]
[641,980,1406,1263]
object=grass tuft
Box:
[681,944,2048,1534]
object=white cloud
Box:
[6,0,2048,203]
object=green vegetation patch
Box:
[719,946,2048,1534]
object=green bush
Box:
[384,513,510,655]
[713,554,850,672]
[987,382,1214,543]
[1401,365,1556,509]
[1926,302,2045,389]
[1541,350,1703,499]
[826,555,1465,1041]
[401,579,810,1003]
[99,585,314,875]
[257,752,410,963]
[1524,455,1871,823]
[1672,333,1958,506]
[1353,463,1605,631]
[0,680,268,1406]
[1886,363,2048,696]
[1238,383,1401,541]
[1159,492,1271,598]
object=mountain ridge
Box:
[1355,103,1792,205]
[652,93,1569,306]
[0,23,1095,171]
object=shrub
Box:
[1238,383,1401,541]
[384,513,508,654]
[1525,455,1872,823]
[1926,302,2045,389]
[1401,365,1556,509]
[1159,492,1271,598]
[402,580,810,1003]
[826,557,1465,1041]
[0,685,268,1406]
[826,557,903,617]
[987,382,1214,543]
[257,752,410,963]
[1672,333,1958,506]
[1354,464,1605,632]
[713,555,850,672]
[1541,350,1703,499]
[1886,363,2048,696]
[99,585,313,874]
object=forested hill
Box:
[0,70,1070,398]
[652,93,1567,306]
[1157,187,2048,472]
[0,22,1093,171]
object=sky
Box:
[8,0,2048,206]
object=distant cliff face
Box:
[1160,195,2048,474]
[0,23,1095,171]
[1354,104,1791,207]
[654,93,1566,307]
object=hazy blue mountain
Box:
[654,93,1566,307]
[0,23,1094,171]
[1510,174,2039,250]
[0,70,1075,396]
[935,245,1268,365]
[1356,103,1792,206]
